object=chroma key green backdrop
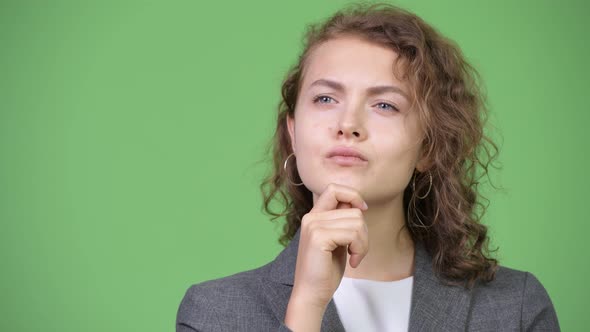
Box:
[1,0,587,331]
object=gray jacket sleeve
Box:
[176,284,222,332]
[522,272,561,331]
[176,284,295,332]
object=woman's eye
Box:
[376,102,399,112]
[312,96,399,112]
[313,95,334,104]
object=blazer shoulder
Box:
[470,265,560,331]
[176,261,274,331]
[186,260,273,293]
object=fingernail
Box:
[362,201,368,210]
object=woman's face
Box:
[287,36,428,205]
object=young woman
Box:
[177,3,560,331]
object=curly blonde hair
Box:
[258,2,503,289]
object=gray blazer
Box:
[176,227,560,331]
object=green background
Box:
[1,0,587,331]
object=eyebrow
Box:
[308,78,409,100]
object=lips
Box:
[326,146,368,161]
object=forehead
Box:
[301,36,404,90]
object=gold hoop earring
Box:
[283,152,304,186]
[407,195,434,229]
[407,169,434,229]
[407,195,438,229]
[412,170,432,199]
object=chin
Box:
[323,176,362,191]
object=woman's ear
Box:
[415,159,428,173]
[415,146,432,173]
[286,115,296,153]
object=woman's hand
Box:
[290,183,370,310]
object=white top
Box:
[333,275,414,332]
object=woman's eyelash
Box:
[312,95,399,112]
[312,95,335,104]
[376,102,399,112]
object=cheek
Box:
[294,115,326,147]
[373,123,420,174]
[292,118,329,186]
[293,122,321,161]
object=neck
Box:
[343,194,415,281]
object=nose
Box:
[336,102,366,140]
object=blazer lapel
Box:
[408,241,474,331]
[263,227,473,332]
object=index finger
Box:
[310,183,368,213]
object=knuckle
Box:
[352,224,368,249]
[301,214,309,226]
[309,228,323,243]
[352,208,363,218]
[354,227,363,240]
[301,214,314,229]
[355,219,365,231]
[326,183,338,193]
[363,230,370,250]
